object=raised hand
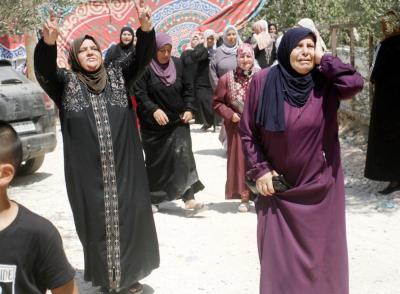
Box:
[134,0,152,32]
[42,10,59,45]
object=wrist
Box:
[140,24,152,32]
[43,38,56,46]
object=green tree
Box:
[259,0,400,45]
[0,0,81,80]
[0,0,81,35]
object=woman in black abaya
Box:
[105,26,135,65]
[34,4,159,293]
[365,10,400,194]
[134,32,205,212]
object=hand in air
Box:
[134,0,152,32]
[42,10,59,45]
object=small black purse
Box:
[245,175,292,194]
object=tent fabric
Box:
[0,0,266,68]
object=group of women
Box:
[33,1,368,292]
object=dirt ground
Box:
[8,124,400,294]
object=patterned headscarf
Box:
[69,35,107,94]
[236,43,255,67]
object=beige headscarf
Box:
[252,20,273,50]
[69,35,107,94]
[297,18,328,52]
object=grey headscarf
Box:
[220,25,242,55]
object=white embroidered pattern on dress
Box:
[107,66,128,108]
[89,91,122,289]
[62,69,128,112]
[62,73,90,111]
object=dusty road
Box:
[8,125,400,294]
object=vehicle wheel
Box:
[18,155,45,176]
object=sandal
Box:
[151,204,159,213]
[238,202,250,213]
[127,282,143,294]
[200,124,211,131]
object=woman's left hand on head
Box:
[135,0,152,32]
[181,111,193,124]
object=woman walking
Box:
[251,20,276,68]
[365,10,400,194]
[182,29,217,131]
[34,4,159,293]
[209,25,242,91]
[213,43,259,212]
[240,28,363,293]
[134,32,204,212]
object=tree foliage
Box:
[0,0,82,35]
[259,0,400,46]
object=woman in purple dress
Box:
[239,28,363,293]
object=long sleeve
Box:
[191,44,209,63]
[178,58,196,112]
[133,69,159,116]
[122,28,156,85]
[34,38,66,109]
[239,71,273,180]
[104,44,117,66]
[370,38,400,83]
[212,74,235,121]
[319,54,363,100]
[209,53,219,91]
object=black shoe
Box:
[98,287,110,293]
[378,181,400,195]
[200,124,211,131]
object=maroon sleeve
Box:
[212,73,236,121]
[319,54,364,100]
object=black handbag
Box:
[245,175,292,194]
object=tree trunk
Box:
[24,30,37,82]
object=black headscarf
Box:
[256,27,317,132]
[104,27,135,65]
[69,35,107,94]
[119,26,135,50]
